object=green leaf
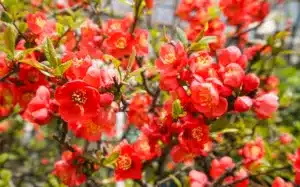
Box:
[176,27,188,47]
[4,24,17,56]
[43,38,58,68]
[210,116,230,132]
[200,36,217,44]
[54,60,72,76]
[103,54,121,68]
[0,154,9,164]
[172,99,186,119]
[0,11,13,23]
[275,31,290,40]
[169,175,182,187]
[0,169,12,182]
[188,42,209,52]
[103,152,119,166]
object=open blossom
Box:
[55,80,101,122]
[68,107,116,141]
[104,31,134,58]
[53,146,87,187]
[239,137,264,165]
[222,63,245,88]
[114,141,142,180]
[155,42,187,74]
[253,93,279,119]
[190,81,228,118]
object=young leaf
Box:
[103,152,119,167]
[43,38,58,68]
[176,27,188,47]
[200,36,217,44]
[172,99,186,119]
[54,60,72,76]
[4,24,17,56]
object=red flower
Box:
[23,86,52,125]
[253,93,278,119]
[234,96,253,112]
[0,82,18,117]
[234,168,249,187]
[104,31,134,58]
[189,51,213,78]
[170,145,197,163]
[0,54,9,78]
[222,63,245,88]
[114,141,142,181]
[145,0,154,9]
[272,177,293,187]
[189,170,209,187]
[190,81,228,118]
[133,134,161,161]
[18,64,48,88]
[210,156,235,179]
[26,12,47,35]
[155,42,187,74]
[128,93,152,128]
[239,137,265,165]
[62,53,92,80]
[55,80,101,122]
[280,133,293,145]
[178,117,210,154]
[53,146,87,187]
[68,107,116,141]
[242,73,260,92]
[134,29,149,56]
[265,75,280,90]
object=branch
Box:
[156,166,192,186]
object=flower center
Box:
[72,90,87,105]
[250,146,261,158]
[86,120,101,135]
[115,37,127,49]
[192,126,203,141]
[36,17,46,28]
[110,23,121,31]
[162,53,176,64]
[117,155,132,170]
[139,35,148,47]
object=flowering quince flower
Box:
[234,96,253,112]
[190,80,228,118]
[279,133,293,145]
[218,46,242,67]
[178,117,210,155]
[239,137,265,166]
[233,168,249,187]
[189,51,213,78]
[62,52,93,80]
[133,133,161,161]
[55,80,101,122]
[272,177,293,187]
[68,107,116,141]
[242,73,260,93]
[171,145,197,163]
[53,146,87,187]
[210,156,235,179]
[128,93,152,129]
[26,12,47,35]
[155,42,187,74]
[253,93,279,119]
[0,120,10,133]
[113,140,142,181]
[23,86,53,125]
[134,29,149,56]
[189,170,209,187]
[0,82,18,117]
[222,63,245,88]
[18,64,49,89]
[104,31,134,58]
